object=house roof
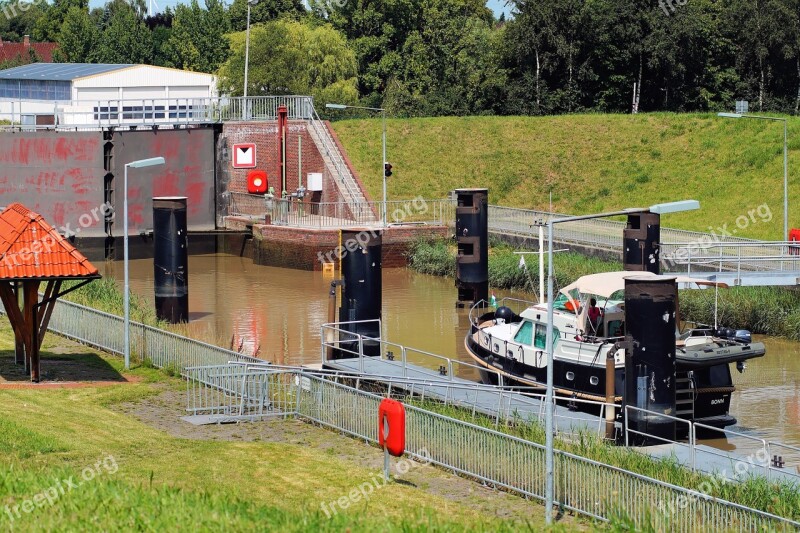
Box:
[0,63,133,82]
[0,41,58,64]
[0,203,99,280]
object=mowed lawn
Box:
[0,324,563,532]
[332,113,800,240]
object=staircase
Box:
[306,105,377,223]
[675,371,695,420]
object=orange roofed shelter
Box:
[0,203,100,382]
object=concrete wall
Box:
[111,127,217,233]
[0,130,106,236]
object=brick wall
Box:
[222,217,448,271]
[222,121,337,202]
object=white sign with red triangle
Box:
[232,143,257,168]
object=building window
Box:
[94,106,119,120]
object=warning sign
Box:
[232,143,256,168]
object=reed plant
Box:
[409,237,800,340]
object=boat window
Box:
[607,320,624,338]
[514,321,533,345]
[534,324,559,349]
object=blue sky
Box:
[89,0,513,19]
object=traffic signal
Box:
[384,162,393,177]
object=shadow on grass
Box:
[0,349,127,383]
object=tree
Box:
[93,0,153,64]
[384,0,506,116]
[228,0,305,31]
[218,19,358,105]
[33,0,88,42]
[165,0,230,72]
[54,6,99,62]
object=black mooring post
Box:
[624,212,661,274]
[153,196,189,323]
[337,229,382,358]
[455,188,489,306]
[623,275,677,445]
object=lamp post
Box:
[718,112,789,241]
[326,103,387,226]
[123,156,166,370]
[243,0,258,116]
[542,199,699,524]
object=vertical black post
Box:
[153,197,189,323]
[455,188,488,306]
[624,212,661,274]
[623,276,677,445]
[337,229,382,358]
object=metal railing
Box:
[1,294,797,528]
[228,194,451,229]
[17,297,262,370]
[0,95,317,130]
[183,363,798,530]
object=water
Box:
[104,253,800,461]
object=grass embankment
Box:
[409,399,800,522]
[333,113,799,240]
[0,325,552,531]
[409,239,800,341]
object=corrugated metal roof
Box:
[0,203,99,279]
[0,63,133,81]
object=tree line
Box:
[2,0,800,116]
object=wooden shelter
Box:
[0,203,100,382]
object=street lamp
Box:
[326,103,388,226]
[718,112,789,241]
[243,0,259,115]
[123,156,166,370]
[542,199,699,524]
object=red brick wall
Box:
[222,217,448,271]
[223,121,338,203]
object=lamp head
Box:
[127,157,165,169]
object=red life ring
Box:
[378,398,405,457]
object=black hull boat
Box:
[464,272,766,432]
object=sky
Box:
[88,0,513,19]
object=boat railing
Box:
[321,320,507,384]
[624,405,696,463]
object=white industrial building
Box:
[0,63,217,127]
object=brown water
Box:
[104,253,800,460]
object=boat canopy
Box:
[559,271,727,301]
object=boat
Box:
[465,271,765,430]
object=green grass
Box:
[0,331,558,532]
[333,113,798,240]
[61,278,162,326]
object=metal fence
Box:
[228,194,452,229]
[0,95,316,130]
[185,364,798,531]
[1,295,797,529]
[39,298,261,369]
